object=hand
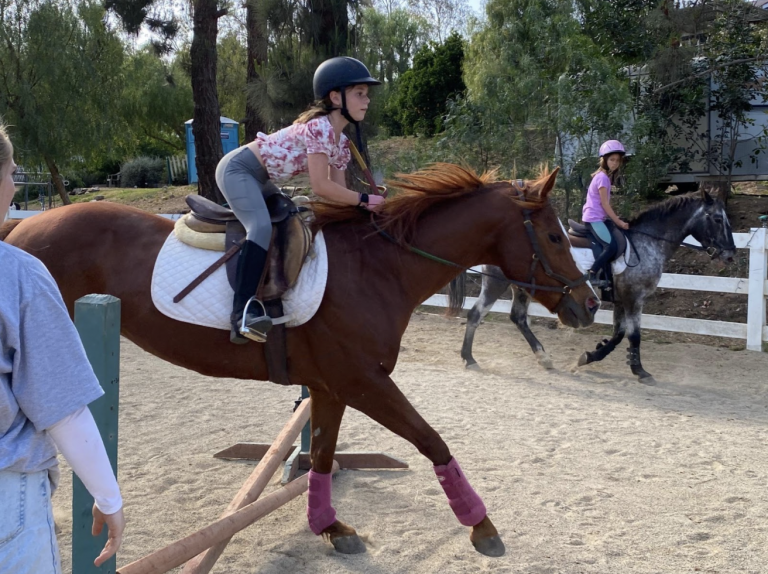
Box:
[92,504,125,567]
[364,194,385,212]
[617,220,629,230]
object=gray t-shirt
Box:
[0,241,104,474]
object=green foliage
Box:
[385,32,465,136]
[0,1,125,171]
[120,156,166,188]
[119,48,194,156]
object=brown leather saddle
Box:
[176,193,313,386]
[183,193,312,301]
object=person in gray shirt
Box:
[0,124,125,573]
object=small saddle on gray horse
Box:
[567,219,627,259]
[568,219,628,301]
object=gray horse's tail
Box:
[447,272,467,316]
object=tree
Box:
[245,0,268,140]
[0,0,125,204]
[388,32,466,136]
[108,0,227,202]
[120,48,194,155]
[190,0,228,202]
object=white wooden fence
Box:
[424,228,768,352]
[7,210,767,351]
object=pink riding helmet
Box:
[599,140,626,157]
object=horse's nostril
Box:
[587,297,600,313]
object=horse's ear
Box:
[700,186,714,205]
[538,167,560,199]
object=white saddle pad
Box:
[151,231,328,330]
[570,240,631,277]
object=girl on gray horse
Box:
[216,57,383,344]
[582,139,630,296]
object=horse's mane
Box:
[629,192,705,226]
[310,163,550,244]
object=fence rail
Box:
[424,228,768,352]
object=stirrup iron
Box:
[239,297,273,342]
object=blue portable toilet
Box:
[185,116,240,184]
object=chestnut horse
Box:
[4,164,598,558]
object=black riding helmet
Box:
[313,57,381,100]
[313,57,380,125]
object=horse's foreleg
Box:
[306,389,365,554]
[578,305,626,366]
[461,273,509,370]
[625,312,655,384]
[511,287,552,369]
[342,374,505,557]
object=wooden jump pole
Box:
[180,398,312,574]
[116,460,340,574]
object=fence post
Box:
[73,294,121,573]
[746,227,768,351]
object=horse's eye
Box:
[548,233,562,244]
[713,216,723,224]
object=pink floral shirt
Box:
[255,115,351,182]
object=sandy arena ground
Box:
[53,312,768,574]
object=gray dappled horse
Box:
[450,190,736,384]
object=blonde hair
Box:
[0,123,13,181]
[294,96,335,124]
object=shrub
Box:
[120,156,165,188]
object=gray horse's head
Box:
[687,189,736,262]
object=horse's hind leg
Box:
[342,374,505,557]
[305,388,366,554]
[461,269,509,370]
[578,305,626,367]
[510,286,552,369]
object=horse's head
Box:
[687,189,736,262]
[491,168,599,328]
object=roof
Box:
[185,117,239,125]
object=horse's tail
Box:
[0,219,22,241]
[447,272,467,316]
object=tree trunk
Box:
[43,155,71,206]
[191,0,226,203]
[245,0,268,142]
[307,0,349,56]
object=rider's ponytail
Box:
[294,96,335,124]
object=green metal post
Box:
[300,385,310,452]
[73,295,121,574]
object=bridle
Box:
[368,180,589,314]
[626,209,734,259]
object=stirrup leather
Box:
[239,297,273,342]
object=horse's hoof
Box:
[465,362,481,371]
[536,352,554,369]
[472,535,505,557]
[331,534,366,554]
[577,352,590,367]
[638,375,657,386]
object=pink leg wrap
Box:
[307,470,337,535]
[434,457,487,527]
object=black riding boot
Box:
[230,241,273,344]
